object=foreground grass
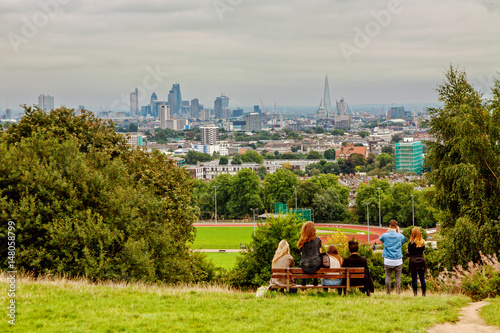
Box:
[480,297,500,327]
[203,252,239,270]
[0,275,470,333]
[192,227,254,249]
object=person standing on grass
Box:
[408,227,427,296]
[379,220,407,295]
[269,240,296,291]
[297,221,323,285]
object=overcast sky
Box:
[1,0,499,112]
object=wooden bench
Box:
[270,267,366,294]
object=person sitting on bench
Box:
[342,240,374,296]
[269,240,296,292]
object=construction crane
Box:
[260,99,269,129]
[273,102,277,129]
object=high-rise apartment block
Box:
[200,126,219,145]
[396,141,423,175]
[38,94,54,112]
[246,113,262,132]
[130,88,139,116]
[160,105,170,129]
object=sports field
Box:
[203,252,239,270]
[192,226,255,249]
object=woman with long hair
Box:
[322,245,344,288]
[297,221,323,285]
[408,227,427,296]
[269,240,295,289]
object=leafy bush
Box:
[0,106,199,283]
[228,214,304,288]
[430,252,500,300]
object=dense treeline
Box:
[193,169,435,227]
[0,106,209,283]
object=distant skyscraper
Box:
[167,83,182,115]
[130,88,139,116]
[5,108,12,119]
[152,100,166,119]
[232,108,244,118]
[160,105,170,129]
[254,105,261,115]
[389,106,405,119]
[150,92,157,108]
[246,113,261,132]
[200,126,219,145]
[221,95,229,108]
[38,94,54,112]
[190,98,201,119]
[214,97,223,118]
[214,94,229,119]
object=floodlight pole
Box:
[377,187,381,228]
[411,194,414,226]
[293,186,298,210]
[364,202,371,244]
[250,208,256,233]
[213,186,218,224]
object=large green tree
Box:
[240,150,264,164]
[424,66,500,265]
[227,168,264,218]
[263,169,299,211]
[0,106,202,282]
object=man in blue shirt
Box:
[379,220,407,294]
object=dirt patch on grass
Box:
[427,301,500,333]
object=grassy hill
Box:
[1,274,472,333]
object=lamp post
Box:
[364,201,371,244]
[250,208,256,233]
[293,186,298,210]
[411,194,414,226]
[377,187,381,228]
[213,186,218,224]
[310,208,314,222]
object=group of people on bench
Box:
[270,220,427,296]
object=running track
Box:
[193,223,388,245]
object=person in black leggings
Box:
[407,227,427,296]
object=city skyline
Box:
[1,0,499,111]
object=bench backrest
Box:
[271,267,365,280]
[271,267,365,293]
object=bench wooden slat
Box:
[271,273,364,279]
[272,268,364,274]
[270,267,366,294]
